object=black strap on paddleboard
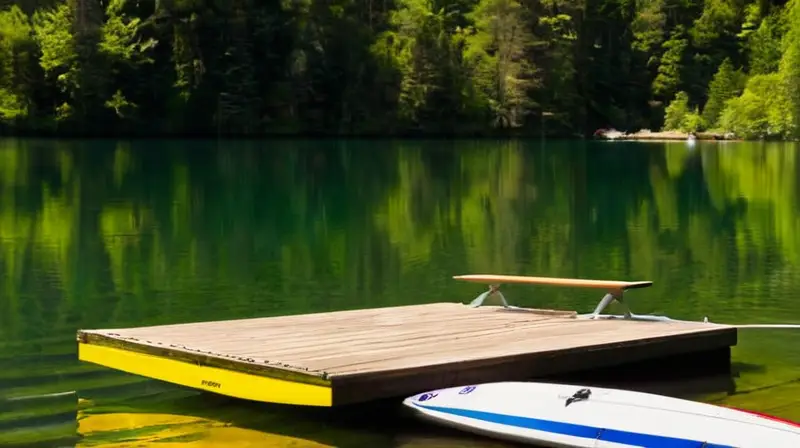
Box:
[565,388,592,407]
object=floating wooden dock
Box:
[76,275,738,407]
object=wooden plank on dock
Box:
[77,302,737,407]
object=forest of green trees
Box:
[0,0,798,138]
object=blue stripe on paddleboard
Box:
[413,403,735,448]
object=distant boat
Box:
[403,381,800,447]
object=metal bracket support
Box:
[586,291,633,319]
[469,284,511,308]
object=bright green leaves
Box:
[29,0,153,126]
[691,0,740,48]
[701,57,745,129]
[0,0,799,137]
[373,0,539,129]
[744,11,786,75]
[663,91,689,130]
[711,0,800,139]
[32,2,77,122]
[632,0,667,55]
[0,6,34,121]
[463,0,538,128]
[105,89,135,118]
[663,91,703,131]
[652,26,688,99]
[32,3,75,84]
[777,0,800,138]
[372,0,450,123]
[718,73,788,138]
[652,0,800,140]
[100,0,156,65]
[100,0,156,119]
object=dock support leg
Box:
[469,284,510,308]
[587,291,632,319]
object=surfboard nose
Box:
[407,391,439,403]
[404,385,479,407]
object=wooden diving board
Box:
[453,274,653,312]
[76,275,736,407]
[453,274,653,291]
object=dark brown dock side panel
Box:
[77,302,738,406]
[329,326,737,405]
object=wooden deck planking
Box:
[79,304,729,374]
[77,302,737,406]
[291,321,727,373]
[232,313,566,349]
[107,309,568,345]
[87,304,576,360]
[237,315,576,356]
[268,318,625,361]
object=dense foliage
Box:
[0,0,799,137]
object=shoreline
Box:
[593,130,739,141]
[0,130,784,142]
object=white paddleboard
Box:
[402,382,800,447]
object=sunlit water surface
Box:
[0,139,799,447]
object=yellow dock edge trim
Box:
[78,343,333,407]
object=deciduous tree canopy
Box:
[0,0,798,138]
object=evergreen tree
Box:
[0,0,792,138]
[701,58,743,129]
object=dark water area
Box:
[0,138,799,447]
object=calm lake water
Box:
[1,138,799,447]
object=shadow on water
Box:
[74,386,523,448]
[3,367,795,448]
[731,361,768,375]
[3,362,737,447]
[69,363,743,448]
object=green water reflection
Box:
[0,139,799,446]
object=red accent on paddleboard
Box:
[729,407,800,428]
